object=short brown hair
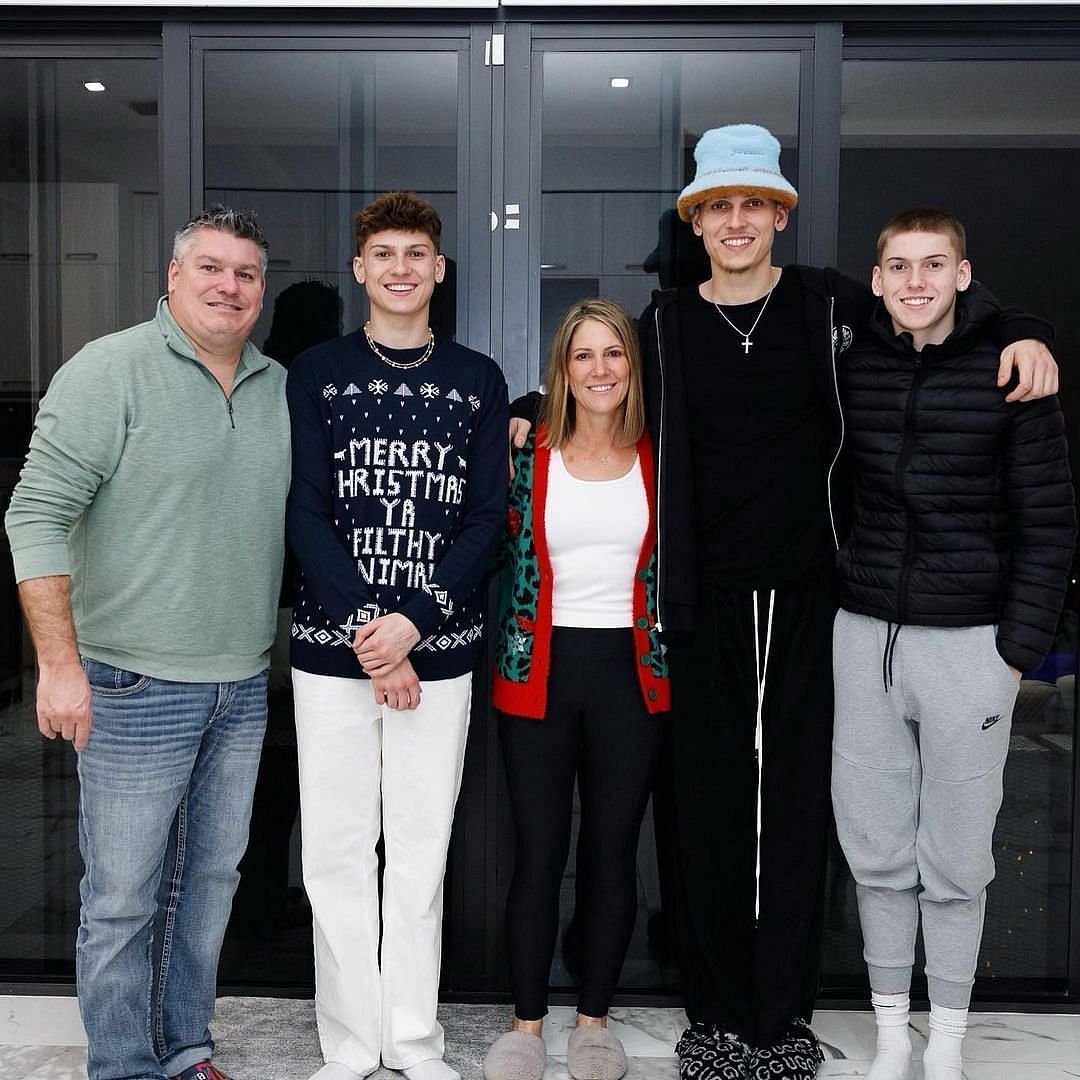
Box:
[538,298,645,451]
[876,206,966,264]
[354,191,442,256]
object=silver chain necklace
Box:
[363,322,435,370]
[712,278,778,355]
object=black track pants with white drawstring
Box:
[666,571,836,1049]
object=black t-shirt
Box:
[679,268,834,589]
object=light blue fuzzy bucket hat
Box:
[677,123,798,222]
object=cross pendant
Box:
[741,338,753,355]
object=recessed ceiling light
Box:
[610,77,630,89]
[84,81,106,93]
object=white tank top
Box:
[546,449,649,628]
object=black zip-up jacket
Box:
[639,265,872,632]
[517,267,1054,635]
[836,293,1075,673]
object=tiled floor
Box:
[1,999,1078,1079]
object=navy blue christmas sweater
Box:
[286,330,509,680]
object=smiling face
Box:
[166,228,265,357]
[872,229,972,350]
[691,193,789,277]
[353,228,445,324]
[565,318,631,422]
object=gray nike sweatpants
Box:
[831,608,1020,1008]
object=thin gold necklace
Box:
[363,322,435,370]
[567,438,620,466]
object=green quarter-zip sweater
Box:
[5,297,290,682]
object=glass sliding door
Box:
[491,28,814,394]
[488,30,807,997]
[202,46,464,353]
[195,30,483,991]
[535,47,801,374]
[837,53,1080,999]
[0,49,160,982]
[1,15,1077,1010]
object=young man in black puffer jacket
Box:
[831,207,1075,1080]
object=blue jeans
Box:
[76,659,267,1080]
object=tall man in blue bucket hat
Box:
[513,122,1057,1080]
[646,126,1057,1080]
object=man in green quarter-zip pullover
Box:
[5,206,289,1080]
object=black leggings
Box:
[500,627,664,1020]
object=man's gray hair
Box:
[172,204,270,276]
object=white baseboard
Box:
[0,995,86,1046]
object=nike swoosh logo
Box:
[982,714,1002,730]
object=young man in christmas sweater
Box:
[832,207,1074,1080]
[286,192,508,1080]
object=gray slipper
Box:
[567,1024,628,1080]
[482,1029,547,1080]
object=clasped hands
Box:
[353,612,422,711]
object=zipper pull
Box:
[227,397,235,429]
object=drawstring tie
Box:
[882,621,902,693]
[752,588,775,923]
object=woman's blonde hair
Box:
[538,298,645,450]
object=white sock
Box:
[923,1002,968,1080]
[308,1065,365,1080]
[866,991,912,1080]
[403,1059,461,1080]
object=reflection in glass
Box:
[539,50,800,370]
[203,50,460,350]
[202,47,461,990]
[0,56,160,981]
[837,58,1080,993]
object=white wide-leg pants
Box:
[292,668,472,1074]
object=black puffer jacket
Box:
[836,292,1075,672]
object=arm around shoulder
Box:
[824,267,876,336]
[983,290,1057,401]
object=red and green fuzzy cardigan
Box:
[492,426,670,719]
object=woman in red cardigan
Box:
[484,299,669,1080]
